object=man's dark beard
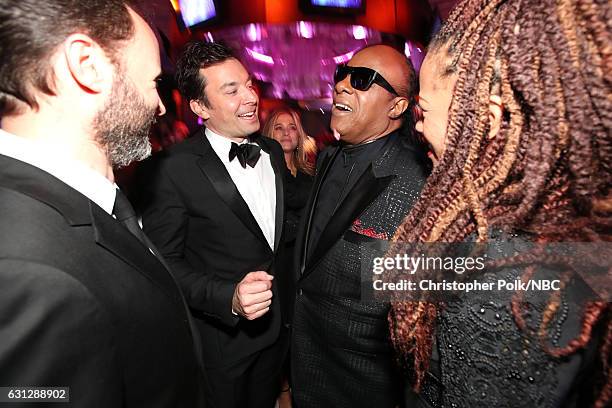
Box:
[93,75,157,168]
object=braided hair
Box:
[389,0,611,405]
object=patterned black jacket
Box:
[291,131,428,408]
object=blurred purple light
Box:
[208,22,425,101]
[178,0,216,27]
[333,51,355,64]
[403,42,425,73]
[246,48,274,65]
[311,0,363,7]
[246,24,261,42]
[297,21,314,39]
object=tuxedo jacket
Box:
[0,154,203,407]
[291,132,428,408]
[138,129,286,367]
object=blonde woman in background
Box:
[263,108,315,177]
[262,107,316,408]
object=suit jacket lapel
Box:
[0,155,185,307]
[195,133,269,248]
[298,147,340,276]
[255,137,284,252]
[90,202,183,306]
[302,166,394,279]
[301,135,400,279]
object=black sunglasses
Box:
[334,64,399,96]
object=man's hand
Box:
[232,271,274,320]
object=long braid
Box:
[577,0,612,187]
[461,29,504,242]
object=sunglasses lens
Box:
[334,65,349,84]
[350,71,372,91]
[334,66,381,92]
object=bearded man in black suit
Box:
[0,1,203,406]
[139,42,287,408]
[291,45,428,408]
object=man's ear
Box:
[63,34,113,94]
[488,94,503,139]
[388,97,409,120]
[189,99,210,120]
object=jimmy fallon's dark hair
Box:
[0,0,137,116]
[175,41,236,108]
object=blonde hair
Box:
[262,108,315,176]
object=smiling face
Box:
[415,52,456,162]
[196,58,259,140]
[272,112,299,153]
[330,45,409,145]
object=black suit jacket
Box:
[291,132,428,408]
[138,129,285,366]
[0,154,203,407]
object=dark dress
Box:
[407,231,602,408]
[278,168,313,326]
[285,169,315,244]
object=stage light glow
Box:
[352,25,367,40]
[246,24,261,42]
[297,21,314,39]
[333,50,355,64]
[246,48,275,65]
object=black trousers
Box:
[203,330,288,408]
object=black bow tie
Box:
[229,142,261,168]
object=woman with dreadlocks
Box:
[389,0,611,406]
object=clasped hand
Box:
[232,271,274,320]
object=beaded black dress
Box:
[407,232,602,408]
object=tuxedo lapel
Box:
[195,134,269,248]
[301,135,400,279]
[302,166,394,279]
[298,147,340,276]
[256,137,284,252]
[90,202,183,306]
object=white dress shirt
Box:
[0,129,116,214]
[205,128,276,249]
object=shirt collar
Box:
[0,129,117,214]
